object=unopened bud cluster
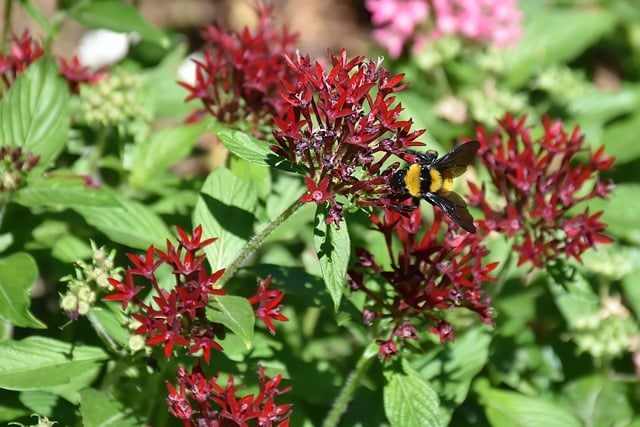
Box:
[79,72,151,131]
[0,146,40,193]
[573,294,639,362]
[60,241,122,318]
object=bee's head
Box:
[389,169,407,194]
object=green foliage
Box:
[71,1,168,46]
[0,58,69,166]
[0,0,639,426]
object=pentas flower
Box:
[365,0,522,58]
[248,275,288,335]
[0,31,44,89]
[272,49,426,226]
[469,114,615,268]
[431,0,523,49]
[103,225,226,363]
[179,3,298,135]
[166,363,292,427]
[348,208,497,359]
[366,0,430,58]
[58,56,105,94]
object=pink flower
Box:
[366,0,523,57]
[432,0,522,49]
[366,0,430,58]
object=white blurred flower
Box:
[77,29,136,68]
[177,51,205,86]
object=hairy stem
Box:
[322,347,376,427]
[218,197,306,287]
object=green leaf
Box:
[80,388,140,427]
[0,337,107,403]
[588,184,640,244]
[143,43,194,118]
[568,87,637,124]
[211,126,297,171]
[384,362,442,427]
[206,295,255,348]
[600,112,640,165]
[193,168,258,271]
[229,156,272,200]
[562,375,633,427]
[31,220,91,262]
[414,327,492,425]
[128,121,207,188]
[74,191,171,250]
[502,8,616,89]
[72,1,168,46]
[18,390,58,417]
[15,175,116,208]
[547,262,599,329]
[212,127,273,165]
[0,58,69,166]
[0,404,29,423]
[313,205,350,311]
[0,253,45,329]
[476,383,582,427]
[88,308,130,348]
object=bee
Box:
[389,140,480,233]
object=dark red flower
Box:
[103,225,226,361]
[58,56,105,93]
[248,275,288,335]
[300,176,334,203]
[469,114,614,267]
[166,364,292,426]
[272,49,425,225]
[0,31,43,89]
[348,207,496,355]
[179,4,297,136]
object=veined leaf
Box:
[0,58,69,166]
[193,168,257,271]
[313,205,350,311]
[0,253,45,329]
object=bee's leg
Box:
[389,198,419,212]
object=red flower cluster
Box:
[103,225,227,363]
[272,49,425,225]
[248,275,288,335]
[58,56,105,94]
[179,4,298,134]
[166,364,292,427]
[348,208,497,359]
[469,115,614,267]
[0,31,104,94]
[0,31,43,89]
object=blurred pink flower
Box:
[366,0,430,58]
[432,0,522,49]
[366,0,522,57]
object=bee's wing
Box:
[433,141,480,177]
[424,191,476,233]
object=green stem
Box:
[88,125,109,178]
[322,347,376,427]
[0,197,9,230]
[217,197,306,287]
[2,0,13,51]
[87,311,125,356]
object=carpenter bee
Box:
[389,140,480,233]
